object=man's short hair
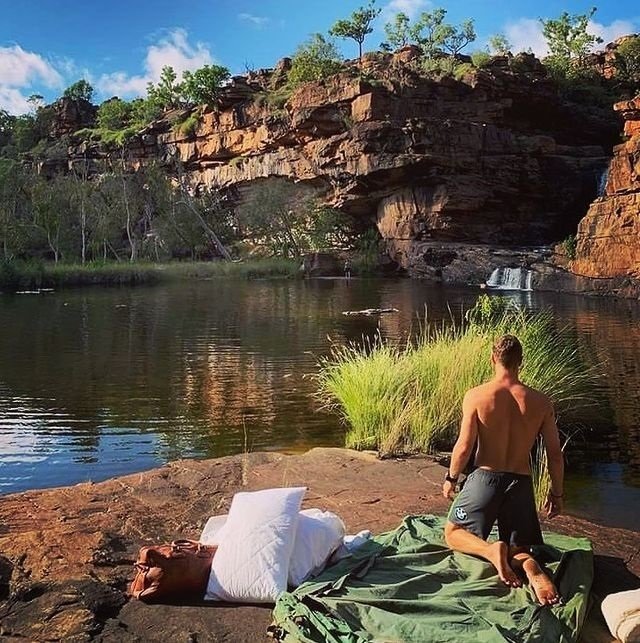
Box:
[492,335,523,369]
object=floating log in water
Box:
[342,308,399,316]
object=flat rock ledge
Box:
[0,448,638,642]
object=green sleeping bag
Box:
[270,515,593,643]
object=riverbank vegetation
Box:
[0,157,375,290]
[0,257,300,290]
[318,296,600,508]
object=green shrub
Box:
[470,50,492,68]
[97,98,133,130]
[173,112,200,137]
[351,228,380,275]
[288,34,344,88]
[422,56,471,78]
[453,62,475,80]
[254,87,294,114]
[561,234,577,260]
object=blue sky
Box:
[1,0,638,113]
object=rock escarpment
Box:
[567,96,640,296]
[66,50,617,284]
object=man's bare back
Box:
[466,380,555,475]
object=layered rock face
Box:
[50,97,97,137]
[569,96,640,295]
[68,51,618,281]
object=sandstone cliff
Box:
[64,49,618,283]
[569,96,640,295]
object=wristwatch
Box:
[445,473,458,484]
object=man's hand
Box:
[544,492,563,518]
[442,480,456,501]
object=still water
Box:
[0,279,638,530]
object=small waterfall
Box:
[597,166,609,197]
[486,267,533,291]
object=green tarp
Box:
[271,515,593,643]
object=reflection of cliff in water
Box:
[0,280,397,483]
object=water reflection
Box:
[0,280,638,529]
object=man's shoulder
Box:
[521,384,553,406]
[463,383,491,401]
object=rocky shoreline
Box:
[1,448,638,641]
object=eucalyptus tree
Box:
[330,1,381,63]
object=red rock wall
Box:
[572,97,640,284]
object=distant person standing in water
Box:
[344,258,352,280]
[443,335,564,606]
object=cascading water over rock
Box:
[486,267,533,291]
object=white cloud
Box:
[588,19,638,46]
[505,16,639,58]
[381,0,429,23]
[0,87,31,114]
[504,18,548,57]
[0,44,64,114]
[238,13,270,28]
[97,28,213,98]
[0,44,63,89]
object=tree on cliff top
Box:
[97,98,133,131]
[330,1,381,63]
[382,12,412,51]
[441,19,476,58]
[181,64,231,106]
[411,9,449,59]
[147,66,183,110]
[614,36,640,91]
[63,79,94,103]
[541,7,603,66]
[489,34,512,56]
[288,34,344,87]
[0,110,14,150]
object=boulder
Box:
[50,97,97,138]
[301,252,343,276]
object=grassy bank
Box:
[318,296,600,508]
[0,258,300,291]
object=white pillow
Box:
[287,508,345,587]
[201,508,345,588]
[205,487,306,603]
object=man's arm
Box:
[541,400,564,518]
[443,391,478,500]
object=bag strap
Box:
[171,539,200,552]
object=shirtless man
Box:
[443,334,564,606]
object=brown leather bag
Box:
[129,539,217,603]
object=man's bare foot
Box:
[522,558,560,605]
[486,541,522,587]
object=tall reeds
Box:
[318,296,599,500]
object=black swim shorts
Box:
[448,468,543,547]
